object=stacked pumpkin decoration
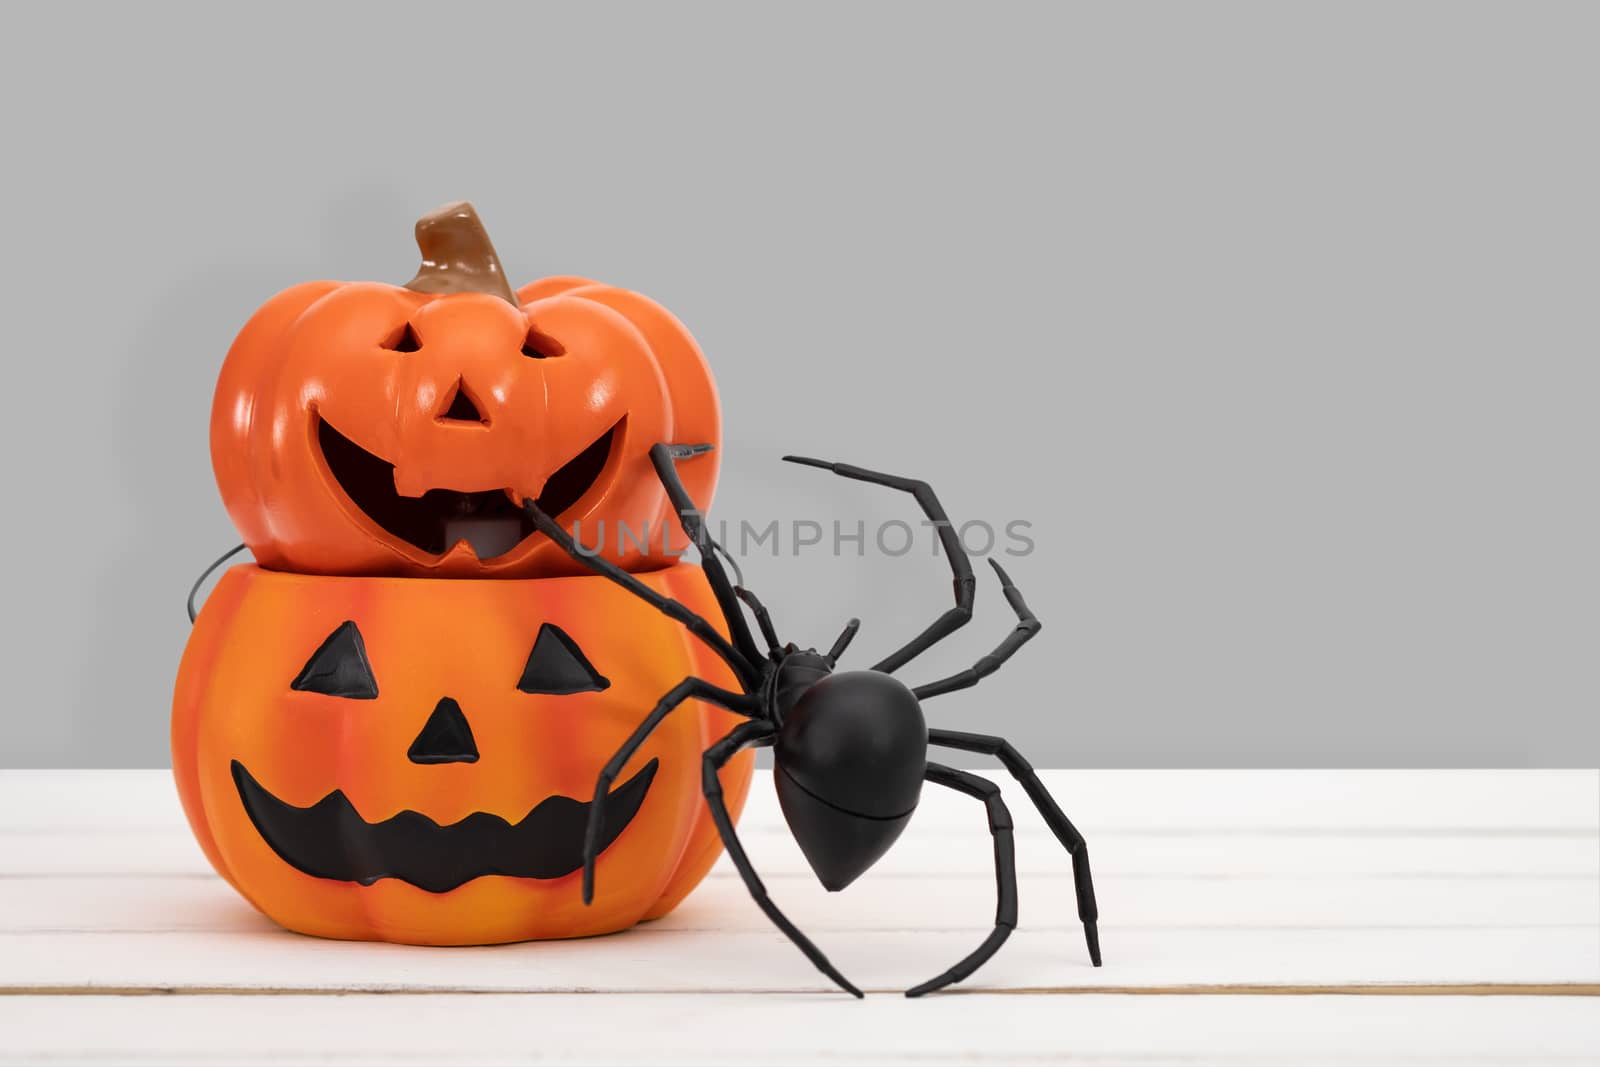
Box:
[173,203,752,944]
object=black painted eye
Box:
[291,620,379,699]
[517,623,609,694]
[521,328,565,360]
[381,322,422,353]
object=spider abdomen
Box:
[773,670,927,891]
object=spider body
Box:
[523,446,1101,997]
[772,666,927,891]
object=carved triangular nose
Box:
[408,697,479,764]
[437,379,486,424]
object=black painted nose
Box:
[408,697,479,764]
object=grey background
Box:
[0,2,1593,768]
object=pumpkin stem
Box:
[404,202,517,305]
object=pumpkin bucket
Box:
[174,563,751,944]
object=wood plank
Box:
[0,993,1597,1065]
[3,769,1593,833]
[1,925,1593,994]
[5,769,1595,883]
[3,870,1595,934]
[8,827,1596,879]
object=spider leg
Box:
[913,559,1041,700]
[649,443,766,667]
[582,677,756,904]
[825,618,861,666]
[783,456,974,674]
[704,721,864,998]
[523,498,758,688]
[734,587,781,655]
[906,763,1018,997]
[927,728,1101,966]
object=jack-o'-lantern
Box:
[172,563,752,944]
[211,202,719,578]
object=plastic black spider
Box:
[521,444,1101,997]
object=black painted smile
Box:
[315,414,622,559]
[231,758,657,893]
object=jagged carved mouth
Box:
[231,758,658,893]
[315,414,622,559]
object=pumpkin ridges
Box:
[613,567,743,923]
[172,564,258,890]
[238,283,421,572]
[641,572,752,921]
[535,285,720,560]
[516,276,599,304]
[210,281,343,569]
[644,736,753,921]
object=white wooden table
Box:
[1,770,1595,1064]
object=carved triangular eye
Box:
[517,623,609,695]
[290,620,379,699]
[521,328,565,359]
[381,322,422,352]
